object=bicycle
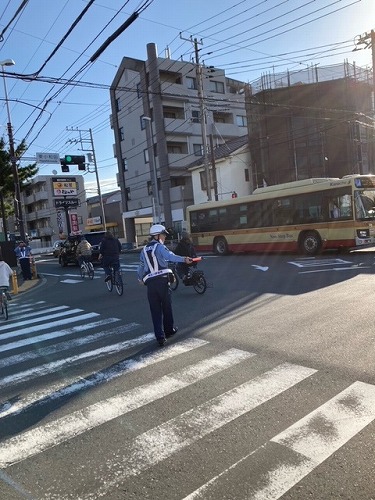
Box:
[105,264,123,296]
[80,259,94,280]
[169,257,207,295]
[0,287,9,320]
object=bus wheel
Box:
[299,231,321,256]
[214,237,229,255]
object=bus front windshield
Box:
[354,189,375,220]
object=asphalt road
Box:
[1,250,375,499]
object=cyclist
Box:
[174,231,197,281]
[137,224,193,347]
[0,253,14,300]
[76,236,92,268]
[99,231,122,282]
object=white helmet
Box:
[149,224,169,236]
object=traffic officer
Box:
[137,224,193,347]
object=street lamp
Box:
[0,59,26,241]
[142,116,161,223]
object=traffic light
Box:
[65,155,85,165]
[63,155,86,171]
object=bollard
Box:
[12,270,19,295]
[31,258,37,279]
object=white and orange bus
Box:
[187,175,375,255]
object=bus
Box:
[186,175,375,256]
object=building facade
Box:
[22,175,88,245]
[246,63,374,189]
[110,43,248,242]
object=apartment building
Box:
[110,42,247,242]
[246,63,374,188]
[22,174,88,245]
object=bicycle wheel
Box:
[88,262,94,280]
[114,272,123,296]
[169,271,179,291]
[80,265,85,279]
[193,274,207,295]
[106,272,113,292]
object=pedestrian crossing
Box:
[42,263,138,283]
[0,299,375,499]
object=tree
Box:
[0,137,38,237]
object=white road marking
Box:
[0,312,99,341]
[0,344,246,467]
[251,265,269,271]
[252,381,375,500]
[0,307,86,332]
[289,258,352,268]
[0,337,208,419]
[299,265,370,274]
[81,363,316,498]
[0,331,158,389]
[0,318,124,365]
[4,305,70,322]
[185,381,375,500]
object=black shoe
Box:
[158,337,167,347]
[165,327,178,339]
[104,275,111,282]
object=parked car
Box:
[52,240,64,258]
[58,231,106,267]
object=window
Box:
[116,98,121,112]
[244,168,249,182]
[122,158,128,171]
[186,76,197,90]
[126,187,131,200]
[209,80,224,93]
[144,149,149,163]
[147,180,153,195]
[193,144,203,156]
[191,110,200,123]
[236,115,247,127]
[199,170,214,191]
[167,144,183,154]
[119,127,124,141]
[140,115,146,129]
[136,82,141,98]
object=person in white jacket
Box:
[0,255,13,300]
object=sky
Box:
[0,0,374,195]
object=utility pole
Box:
[66,127,106,231]
[180,35,212,201]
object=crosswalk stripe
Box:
[0,347,251,467]
[77,363,316,498]
[6,305,70,321]
[0,318,125,366]
[0,312,99,341]
[0,308,86,332]
[0,338,209,419]
[0,330,159,389]
[250,380,375,500]
[183,380,375,500]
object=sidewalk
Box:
[11,272,42,296]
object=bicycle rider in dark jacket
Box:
[99,231,122,282]
[174,231,197,279]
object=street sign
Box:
[54,199,79,208]
[36,152,60,164]
[52,179,78,197]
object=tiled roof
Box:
[187,134,248,169]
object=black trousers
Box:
[19,258,32,280]
[146,277,174,340]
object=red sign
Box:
[70,212,79,233]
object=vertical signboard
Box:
[70,212,79,234]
